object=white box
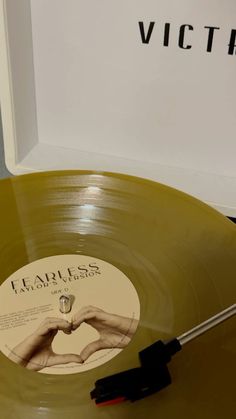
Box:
[1,0,236,216]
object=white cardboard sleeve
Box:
[1,0,236,216]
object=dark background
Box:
[0,114,10,178]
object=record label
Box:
[0,255,140,374]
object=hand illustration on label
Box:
[8,308,138,371]
[8,317,82,371]
[72,306,139,362]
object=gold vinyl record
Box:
[0,170,235,419]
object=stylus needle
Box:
[91,304,236,406]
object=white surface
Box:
[0,0,38,166]
[1,0,236,215]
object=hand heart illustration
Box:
[8,306,138,371]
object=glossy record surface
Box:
[0,170,235,419]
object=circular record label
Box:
[0,255,140,374]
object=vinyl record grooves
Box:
[0,170,235,419]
